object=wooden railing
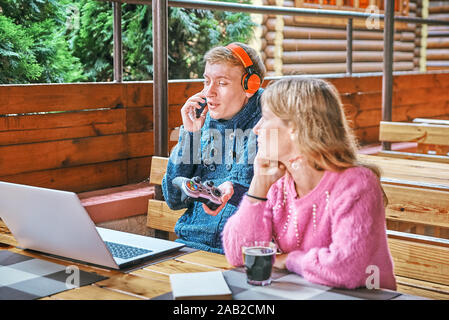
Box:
[0,82,153,193]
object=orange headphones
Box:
[226,43,261,94]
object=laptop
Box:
[0,181,185,269]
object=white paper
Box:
[169,271,232,299]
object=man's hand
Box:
[181,92,208,132]
[202,181,234,216]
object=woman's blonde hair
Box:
[262,77,387,204]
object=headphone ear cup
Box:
[242,73,261,94]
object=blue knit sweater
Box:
[162,89,263,253]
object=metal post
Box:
[346,18,353,75]
[113,1,123,82]
[381,0,395,151]
[153,0,169,157]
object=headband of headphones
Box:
[225,43,261,94]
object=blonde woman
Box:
[222,77,396,290]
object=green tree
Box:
[71,0,256,81]
[0,0,84,84]
[0,0,257,83]
[0,15,42,83]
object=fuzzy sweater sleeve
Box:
[222,191,276,266]
[285,169,385,289]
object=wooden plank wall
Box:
[0,83,154,193]
[1,71,449,193]
[262,0,418,76]
[336,71,449,143]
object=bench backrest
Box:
[359,154,449,238]
[387,230,449,299]
[146,156,182,240]
[379,120,449,159]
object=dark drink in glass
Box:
[242,241,276,286]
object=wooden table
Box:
[0,220,424,300]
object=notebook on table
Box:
[169,271,232,300]
[0,181,185,270]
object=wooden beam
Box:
[420,0,429,72]
[379,121,449,146]
[396,275,449,300]
[377,150,449,164]
[387,232,449,286]
[149,156,169,185]
[384,183,449,229]
[0,132,154,177]
[147,199,183,233]
[274,0,284,76]
[358,154,449,189]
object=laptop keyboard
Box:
[104,241,153,260]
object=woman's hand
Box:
[247,152,286,200]
[202,181,234,216]
[273,253,288,270]
[180,92,208,132]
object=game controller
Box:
[172,176,222,211]
[196,98,207,118]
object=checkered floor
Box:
[0,251,106,300]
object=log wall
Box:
[426,0,449,70]
[0,71,448,193]
[262,0,420,76]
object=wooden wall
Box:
[403,0,449,71]
[425,0,449,70]
[0,83,154,193]
[1,71,448,193]
[262,0,419,76]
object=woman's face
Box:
[203,62,250,120]
[253,102,296,162]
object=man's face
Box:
[203,62,250,120]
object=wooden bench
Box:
[359,154,449,239]
[387,230,449,300]
[146,156,182,240]
[359,153,449,298]
[144,155,449,299]
[378,120,449,162]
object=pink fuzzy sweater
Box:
[222,166,397,290]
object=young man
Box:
[162,42,266,253]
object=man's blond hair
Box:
[204,42,266,83]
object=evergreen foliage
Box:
[0,0,256,83]
[0,0,84,83]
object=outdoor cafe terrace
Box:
[0,0,448,302]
